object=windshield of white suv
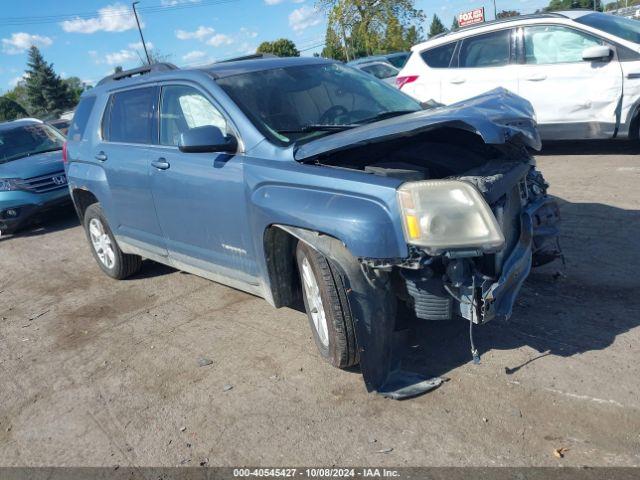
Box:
[0,123,65,164]
[575,12,640,44]
[216,62,421,146]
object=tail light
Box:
[62,141,68,164]
[396,75,419,89]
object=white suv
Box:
[397,11,640,140]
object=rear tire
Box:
[296,241,358,368]
[83,203,141,279]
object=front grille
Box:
[19,171,67,193]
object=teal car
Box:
[0,119,70,236]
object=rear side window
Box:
[421,43,456,68]
[360,63,398,79]
[103,87,156,144]
[459,30,512,68]
[68,96,96,141]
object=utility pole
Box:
[132,1,151,65]
[493,0,497,19]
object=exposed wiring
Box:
[444,278,480,365]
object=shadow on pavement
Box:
[538,140,640,156]
[0,203,79,241]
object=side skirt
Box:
[117,236,270,303]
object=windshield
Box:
[216,62,421,145]
[575,12,640,44]
[0,123,65,164]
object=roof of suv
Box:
[204,56,334,78]
[91,56,336,93]
[415,10,599,51]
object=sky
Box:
[0,0,552,93]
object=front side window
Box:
[459,30,512,68]
[524,25,602,65]
[104,87,155,144]
[421,42,456,68]
[216,62,421,146]
[160,85,227,146]
[0,123,64,165]
[360,63,399,79]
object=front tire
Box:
[296,242,358,368]
[83,203,141,279]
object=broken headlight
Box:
[397,180,505,255]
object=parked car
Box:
[398,11,640,140]
[48,118,71,135]
[348,52,410,69]
[65,58,560,398]
[0,118,70,236]
[351,60,400,84]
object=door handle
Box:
[95,152,107,162]
[525,73,547,81]
[450,77,466,84]
[151,158,170,170]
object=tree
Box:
[451,16,459,30]
[497,10,520,18]
[24,46,74,118]
[114,66,124,74]
[404,25,421,48]
[317,0,425,59]
[4,82,30,115]
[256,38,300,57]
[321,25,347,61]
[428,14,446,38]
[62,76,86,105]
[545,0,602,11]
[0,97,28,122]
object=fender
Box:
[249,183,409,260]
[66,161,117,222]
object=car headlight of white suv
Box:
[397,180,505,255]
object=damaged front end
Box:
[295,89,561,399]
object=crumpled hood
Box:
[294,88,541,162]
[0,150,64,179]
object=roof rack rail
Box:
[96,62,178,87]
[216,53,277,63]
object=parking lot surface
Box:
[1,143,639,467]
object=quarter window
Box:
[524,26,602,65]
[68,96,96,142]
[459,30,512,68]
[159,85,227,146]
[421,43,456,68]
[104,87,156,144]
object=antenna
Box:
[132,1,151,65]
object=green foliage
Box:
[545,0,602,11]
[451,16,459,30]
[0,96,28,122]
[317,0,424,60]
[114,66,124,74]
[24,46,74,118]
[428,14,446,38]
[62,77,86,106]
[3,83,30,115]
[497,10,520,18]
[256,38,300,57]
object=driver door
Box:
[150,83,258,283]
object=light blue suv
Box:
[0,119,69,236]
[65,57,561,398]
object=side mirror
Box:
[582,45,612,62]
[178,125,237,153]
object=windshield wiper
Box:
[359,110,418,125]
[278,124,359,134]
